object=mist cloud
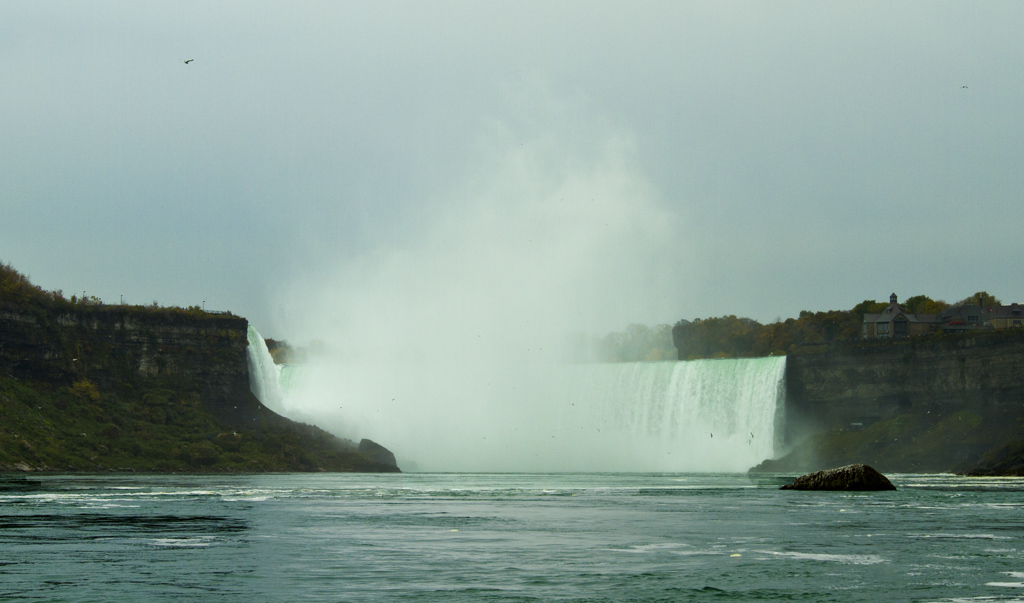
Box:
[268,117,695,469]
[282,118,686,361]
[3,2,1024,333]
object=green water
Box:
[2,472,1023,601]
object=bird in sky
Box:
[961,85,968,89]
[184,59,194,64]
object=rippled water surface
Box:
[3,472,1024,601]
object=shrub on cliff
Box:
[0,262,66,308]
[70,380,101,402]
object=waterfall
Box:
[245,326,786,472]
[246,326,283,411]
[563,359,785,471]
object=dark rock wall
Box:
[0,300,401,472]
[783,331,1024,447]
[0,307,257,425]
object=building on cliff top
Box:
[863,293,1024,339]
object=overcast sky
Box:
[3,1,1023,343]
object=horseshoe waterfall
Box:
[246,327,786,472]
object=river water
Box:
[3,472,1024,602]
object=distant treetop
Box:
[671,292,1005,360]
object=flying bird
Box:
[961,85,968,89]
[184,59,194,64]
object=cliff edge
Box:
[0,263,398,473]
[755,331,1024,474]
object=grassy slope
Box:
[0,374,394,472]
[753,410,1016,474]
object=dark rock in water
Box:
[358,439,399,470]
[780,464,896,491]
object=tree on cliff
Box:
[598,323,675,362]
[903,295,949,314]
[0,262,66,307]
[671,292,1013,360]
[956,291,1001,307]
[673,316,762,360]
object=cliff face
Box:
[785,332,1024,435]
[0,297,399,472]
[771,330,1024,472]
[0,307,258,426]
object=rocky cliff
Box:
[0,306,258,425]
[760,330,1024,473]
[0,269,398,472]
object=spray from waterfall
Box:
[252,128,782,473]
[246,326,785,472]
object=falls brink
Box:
[246,328,786,473]
[246,326,283,410]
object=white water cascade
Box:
[245,327,786,473]
[246,326,284,411]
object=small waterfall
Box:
[246,326,283,410]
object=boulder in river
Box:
[780,463,896,491]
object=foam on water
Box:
[756,550,887,565]
[150,537,214,548]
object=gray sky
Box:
[3,1,1023,343]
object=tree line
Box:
[596,292,1002,362]
[1,262,230,318]
[672,292,1000,360]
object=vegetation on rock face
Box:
[966,440,1024,476]
[0,373,389,472]
[751,409,1008,474]
[0,262,398,473]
